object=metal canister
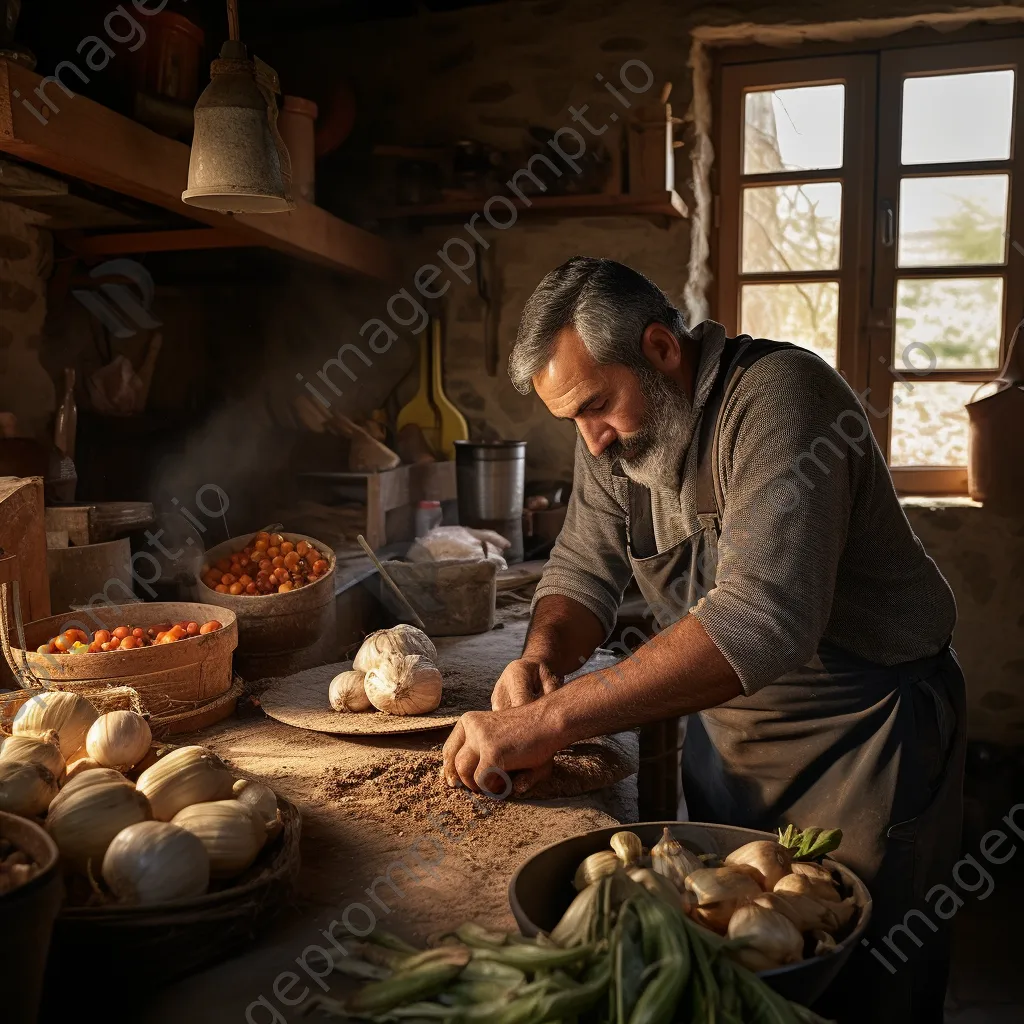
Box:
[454,440,526,563]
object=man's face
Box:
[533,326,694,489]
[533,326,645,459]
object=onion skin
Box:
[0,731,65,781]
[724,840,792,891]
[46,777,152,872]
[136,745,234,822]
[56,767,130,798]
[102,821,210,905]
[0,760,58,817]
[353,625,437,673]
[685,867,762,935]
[172,800,265,878]
[12,691,98,761]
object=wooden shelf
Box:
[376,189,689,222]
[0,60,400,280]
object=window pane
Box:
[889,382,977,466]
[898,174,1008,267]
[744,84,845,174]
[902,70,1014,165]
[895,277,1003,369]
[742,183,842,272]
[740,282,839,365]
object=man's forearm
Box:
[522,594,607,677]
[538,612,743,744]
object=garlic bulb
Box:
[58,766,129,796]
[136,745,234,821]
[774,872,840,903]
[172,799,265,878]
[364,654,442,716]
[651,827,702,890]
[12,690,98,761]
[353,625,437,673]
[329,670,373,713]
[753,892,839,933]
[102,821,210,904]
[727,903,804,968]
[684,867,762,934]
[46,776,151,872]
[725,841,792,891]
[0,759,57,817]
[790,861,836,885]
[610,830,643,869]
[86,711,153,770]
[232,779,281,841]
[64,757,104,782]
[573,850,620,891]
[0,730,65,780]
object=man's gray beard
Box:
[613,369,694,491]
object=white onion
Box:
[364,653,443,716]
[46,776,152,872]
[136,745,234,822]
[0,730,65,780]
[12,690,98,761]
[102,821,210,904]
[329,670,372,712]
[86,711,153,770]
[232,778,280,840]
[353,625,437,673]
[172,800,265,878]
[58,766,130,796]
[0,759,57,817]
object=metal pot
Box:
[454,440,526,563]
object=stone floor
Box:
[945,744,1024,1024]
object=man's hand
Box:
[490,658,563,711]
[442,705,563,794]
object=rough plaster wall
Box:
[0,201,55,440]
[905,501,1024,745]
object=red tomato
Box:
[199,620,222,634]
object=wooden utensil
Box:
[355,534,427,630]
[430,316,469,459]
[396,331,440,452]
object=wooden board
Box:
[0,475,49,626]
[0,60,399,281]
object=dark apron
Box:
[619,335,967,1023]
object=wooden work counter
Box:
[136,619,638,1024]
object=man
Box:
[442,257,966,1022]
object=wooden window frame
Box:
[712,30,1024,496]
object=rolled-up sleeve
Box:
[532,439,633,638]
[692,351,862,693]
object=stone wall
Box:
[0,201,56,440]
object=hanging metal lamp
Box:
[182,0,294,213]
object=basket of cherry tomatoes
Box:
[196,532,336,655]
[37,619,224,655]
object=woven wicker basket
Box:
[44,798,301,992]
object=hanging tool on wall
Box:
[477,241,502,377]
[396,330,441,454]
[430,315,469,459]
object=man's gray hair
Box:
[508,256,689,394]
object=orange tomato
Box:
[271,556,285,569]
[36,644,50,655]
[216,558,232,573]
[100,641,116,652]
[132,627,146,639]
[199,620,222,635]
[245,583,258,595]
[186,621,200,636]
[158,633,177,645]
[296,541,309,557]
[229,582,244,595]
[266,547,280,559]
[278,581,294,593]
[94,629,112,644]
[169,625,186,640]
[279,541,294,555]
[221,573,236,586]
[270,533,284,547]
[119,637,137,650]
[215,584,229,594]
[254,539,268,552]
[259,559,273,573]
[283,551,300,569]
[88,641,103,653]
[312,559,328,575]
[274,567,289,582]
[238,575,252,586]
[255,532,271,543]
[112,626,131,640]
[54,633,74,652]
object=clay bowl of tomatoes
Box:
[196,531,336,655]
[13,603,238,714]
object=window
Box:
[714,37,1024,495]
